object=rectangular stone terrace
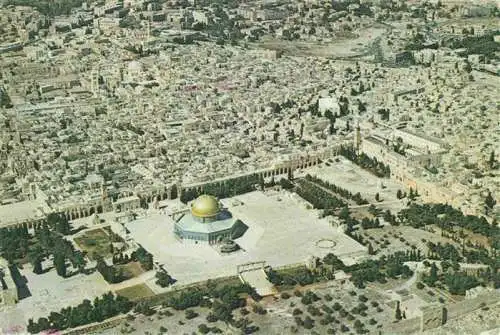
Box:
[126,191,366,293]
[0,267,110,333]
[303,156,407,213]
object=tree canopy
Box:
[27,292,132,333]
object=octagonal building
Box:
[174,195,247,244]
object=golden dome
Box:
[191,195,220,218]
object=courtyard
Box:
[73,226,122,260]
[125,191,367,293]
[303,156,407,213]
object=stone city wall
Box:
[61,314,127,335]
[446,290,500,320]
[420,303,445,332]
[385,291,500,334]
[384,316,421,334]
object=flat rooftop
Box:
[0,200,47,228]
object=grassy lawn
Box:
[275,265,309,279]
[117,261,145,279]
[74,228,113,260]
[116,283,155,301]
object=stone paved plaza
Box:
[126,191,367,292]
[0,267,110,333]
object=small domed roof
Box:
[191,195,220,218]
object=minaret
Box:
[101,182,107,201]
[93,18,100,36]
[141,20,151,51]
[91,66,99,97]
[354,122,361,152]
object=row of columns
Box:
[181,154,328,196]
[179,143,348,198]
[58,185,179,220]
[8,219,48,231]
[64,204,103,221]
[141,185,176,205]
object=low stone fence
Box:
[61,314,127,335]
[272,262,306,272]
[135,275,241,307]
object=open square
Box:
[125,191,367,292]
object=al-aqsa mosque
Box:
[174,194,247,245]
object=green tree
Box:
[395,301,402,321]
[134,301,155,316]
[0,88,13,108]
[27,292,133,332]
[485,191,496,210]
[339,206,350,220]
[367,243,374,255]
[132,246,154,270]
[303,315,315,329]
[212,301,233,323]
[185,309,199,319]
[323,253,345,270]
[397,189,403,199]
[409,188,415,200]
[156,270,176,287]
[427,263,439,286]
[28,245,44,274]
[198,324,210,334]
[170,184,178,199]
[464,61,472,73]
[27,318,39,334]
[70,250,86,273]
[53,253,67,277]
[35,317,50,331]
[488,150,496,169]
[47,213,71,235]
[444,272,480,295]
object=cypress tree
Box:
[53,253,67,277]
[395,301,402,321]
